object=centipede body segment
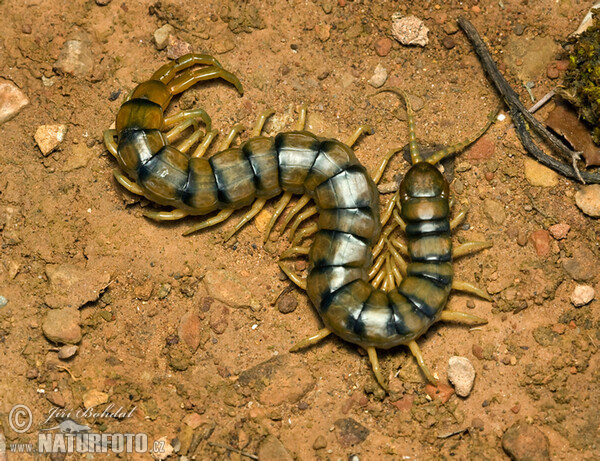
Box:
[104,54,495,390]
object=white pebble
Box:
[0,296,7,307]
[0,79,29,124]
[391,14,429,47]
[34,124,67,156]
[368,64,388,88]
[154,24,174,51]
[447,356,476,397]
[570,285,595,307]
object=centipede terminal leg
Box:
[289,328,332,352]
[168,65,244,97]
[367,347,388,391]
[408,340,437,385]
[151,53,225,83]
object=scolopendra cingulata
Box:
[104,53,497,390]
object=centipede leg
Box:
[223,198,268,242]
[295,104,308,131]
[182,209,234,236]
[163,108,212,132]
[367,347,388,391]
[191,129,218,158]
[113,171,144,195]
[168,65,244,96]
[288,206,317,243]
[263,192,293,243]
[453,241,492,258]
[103,130,118,159]
[451,280,492,302]
[252,109,275,137]
[218,124,246,150]
[387,240,408,277]
[393,209,407,232]
[291,222,318,246]
[278,261,307,290]
[407,340,437,385]
[289,328,331,352]
[281,194,311,237]
[439,310,487,324]
[450,207,468,230]
[345,125,374,147]
[368,252,386,280]
[144,209,189,221]
[280,246,310,259]
[390,237,409,256]
[370,148,403,184]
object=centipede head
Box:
[399,162,449,202]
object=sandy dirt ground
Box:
[1,0,599,460]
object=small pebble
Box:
[368,64,388,88]
[21,24,32,34]
[425,383,454,403]
[54,38,94,77]
[442,36,455,49]
[42,308,82,345]
[0,79,30,124]
[443,22,459,35]
[513,24,525,35]
[447,356,476,397]
[35,124,68,156]
[315,24,331,42]
[82,389,109,409]
[373,37,392,56]
[575,184,600,217]
[58,345,78,360]
[524,158,558,187]
[154,24,175,50]
[0,296,7,308]
[548,223,570,240]
[471,418,485,431]
[95,0,112,5]
[472,344,484,359]
[570,285,595,307]
[529,230,550,257]
[277,293,298,314]
[546,62,560,79]
[391,14,429,47]
[502,423,550,461]
[312,435,327,450]
[167,35,194,59]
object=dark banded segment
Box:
[322,279,371,343]
[314,166,379,210]
[348,289,395,341]
[242,137,281,197]
[275,131,320,194]
[407,262,453,287]
[389,290,431,339]
[309,230,371,269]
[137,145,189,205]
[398,276,450,319]
[117,129,167,175]
[401,197,449,222]
[306,266,365,313]
[209,148,256,207]
[182,158,219,214]
[318,207,381,244]
[405,219,450,237]
[408,235,452,262]
[305,140,359,191]
[116,99,164,133]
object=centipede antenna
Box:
[371,87,422,164]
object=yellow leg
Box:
[450,207,468,230]
[113,171,144,195]
[278,261,307,290]
[280,246,311,259]
[218,124,246,151]
[223,198,268,242]
[439,310,487,324]
[168,65,244,96]
[176,129,205,154]
[191,129,218,158]
[281,194,311,235]
[368,252,386,280]
[104,130,118,158]
[345,124,374,147]
[252,109,275,137]
[144,209,189,221]
[163,108,212,132]
[451,280,492,302]
[263,192,292,243]
[183,209,234,236]
[291,222,318,246]
[385,255,395,290]
[367,347,388,391]
[288,206,317,242]
[380,193,399,228]
[152,53,225,83]
[393,209,407,232]
[390,237,409,256]
[371,269,386,289]
[387,241,408,277]
[372,220,398,259]
[295,104,307,131]
[370,148,403,184]
[453,241,492,258]
[290,328,331,352]
[407,340,437,385]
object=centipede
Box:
[104,53,496,390]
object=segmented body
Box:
[106,55,493,386]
